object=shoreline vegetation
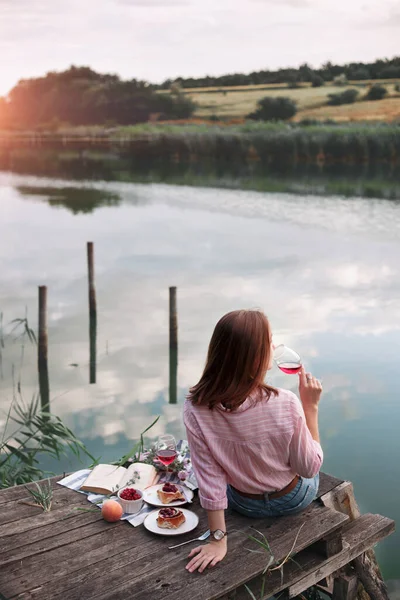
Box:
[1,122,400,200]
[2,122,399,167]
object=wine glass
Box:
[274,344,302,375]
[155,434,177,471]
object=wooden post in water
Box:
[169,286,178,405]
[38,285,50,411]
[87,242,97,384]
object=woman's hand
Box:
[298,366,322,410]
[186,540,227,573]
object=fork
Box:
[168,529,210,549]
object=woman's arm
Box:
[186,509,227,573]
[288,367,323,478]
[184,405,229,573]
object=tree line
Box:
[0,66,196,129]
[157,57,400,89]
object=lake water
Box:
[1,172,400,582]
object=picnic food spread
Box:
[157,483,185,504]
[157,507,186,529]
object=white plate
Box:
[142,484,194,507]
[143,508,199,536]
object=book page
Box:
[119,462,157,491]
[81,464,127,494]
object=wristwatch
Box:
[211,529,227,541]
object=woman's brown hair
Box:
[188,309,278,410]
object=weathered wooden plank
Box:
[353,554,390,600]
[312,530,343,558]
[6,502,346,600]
[332,570,359,600]
[0,525,154,597]
[0,508,204,598]
[0,516,122,567]
[0,472,347,600]
[0,500,103,556]
[320,480,360,517]
[287,515,394,598]
[229,514,394,600]
[39,512,249,600]
[84,506,348,600]
[0,489,93,541]
[9,528,187,600]
[3,500,209,600]
[0,476,65,505]
[0,485,88,527]
[320,479,390,600]
[317,472,344,498]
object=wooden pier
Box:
[0,472,394,600]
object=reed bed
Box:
[116,123,400,168]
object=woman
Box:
[184,309,323,574]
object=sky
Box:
[0,0,399,95]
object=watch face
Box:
[213,529,225,541]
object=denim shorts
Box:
[227,474,319,518]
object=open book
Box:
[80,462,158,495]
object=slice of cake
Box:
[157,483,185,504]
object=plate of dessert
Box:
[142,482,194,507]
[144,507,199,536]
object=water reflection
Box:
[89,312,97,384]
[1,173,400,578]
[16,186,121,214]
[2,149,400,200]
[169,286,178,405]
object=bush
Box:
[157,92,197,119]
[365,85,388,101]
[327,89,359,106]
[286,73,300,89]
[247,97,297,121]
[395,83,400,93]
[311,75,325,88]
[333,74,348,86]
[298,118,320,126]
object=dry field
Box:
[175,81,400,122]
[292,97,400,122]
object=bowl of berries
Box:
[117,487,144,514]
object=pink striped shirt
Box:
[184,388,323,511]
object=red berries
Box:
[120,488,142,501]
[159,508,178,518]
[162,483,178,493]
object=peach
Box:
[101,499,123,522]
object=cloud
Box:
[385,9,400,25]
[0,0,398,94]
[117,0,190,5]
[252,0,310,5]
